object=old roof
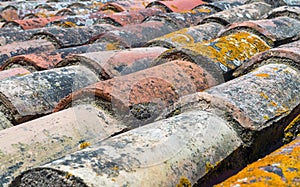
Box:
[0,0,299,186]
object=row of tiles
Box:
[0,0,299,186]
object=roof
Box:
[0,0,299,186]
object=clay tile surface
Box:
[1,0,300,186]
[145,22,224,48]
[98,8,163,26]
[216,135,300,187]
[146,0,206,12]
[200,2,272,25]
[30,24,115,48]
[218,16,300,47]
[54,60,222,126]
[56,47,168,79]
[234,39,300,77]
[0,39,56,67]
[267,5,300,20]
[2,16,62,30]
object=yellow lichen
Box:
[106,43,120,50]
[254,73,270,78]
[79,141,91,149]
[65,172,72,179]
[263,115,270,120]
[269,101,277,107]
[284,114,300,143]
[176,176,192,187]
[182,32,270,71]
[59,21,77,28]
[284,114,300,133]
[205,162,214,173]
[260,92,269,99]
[196,8,211,13]
[112,166,119,170]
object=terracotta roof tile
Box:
[0,104,126,185]
[99,1,149,12]
[154,31,270,80]
[0,65,99,124]
[218,16,300,47]
[2,16,63,30]
[30,24,115,48]
[200,2,272,25]
[56,47,168,79]
[215,135,300,187]
[97,8,163,26]
[0,39,56,67]
[266,5,300,20]
[146,0,206,12]
[234,39,300,77]
[53,60,221,126]
[145,22,224,48]
[0,67,30,80]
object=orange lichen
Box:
[254,73,270,78]
[176,176,192,187]
[196,8,211,13]
[215,137,300,187]
[59,21,77,28]
[284,114,300,143]
[79,141,91,149]
[112,166,119,170]
[171,5,178,10]
[65,172,73,179]
[269,101,278,107]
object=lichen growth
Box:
[106,43,120,51]
[65,172,72,179]
[284,115,300,143]
[176,176,192,187]
[79,141,91,149]
[254,73,270,78]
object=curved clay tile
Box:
[97,8,163,27]
[90,21,178,48]
[12,110,242,187]
[53,60,222,126]
[46,11,109,27]
[1,52,63,71]
[0,29,39,46]
[200,2,271,25]
[0,104,126,186]
[0,39,56,67]
[9,63,300,187]
[234,40,300,77]
[267,5,300,20]
[0,65,99,125]
[218,16,300,47]
[0,67,30,80]
[56,47,168,79]
[2,16,63,30]
[146,0,206,13]
[100,1,148,12]
[215,135,300,187]
[30,24,115,49]
[54,8,76,17]
[144,6,217,29]
[154,31,270,81]
[0,5,19,21]
[145,22,223,48]
[195,1,243,12]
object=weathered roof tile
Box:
[146,0,206,12]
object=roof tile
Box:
[146,0,206,12]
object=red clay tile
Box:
[0,6,19,21]
[218,16,300,47]
[0,67,30,80]
[0,39,56,67]
[0,104,126,186]
[30,24,115,49]
[53,60,222,126]
[99,1,148,12]
[144,7,217,28]
[160,63,299,186]
[2,16,63,30]
[0,65,99,124]
[56,47,168,79]
[215,135,300,187]
[145,22,224,48]
[234,40,300,77]
[98,8,163,26]
[267,5,300,20]
[46,11,109,27]
[1,52,63,71]
[146,0,206,12]
[200,2,271,25]
[154,31,271,81]
[90,21,178,48]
